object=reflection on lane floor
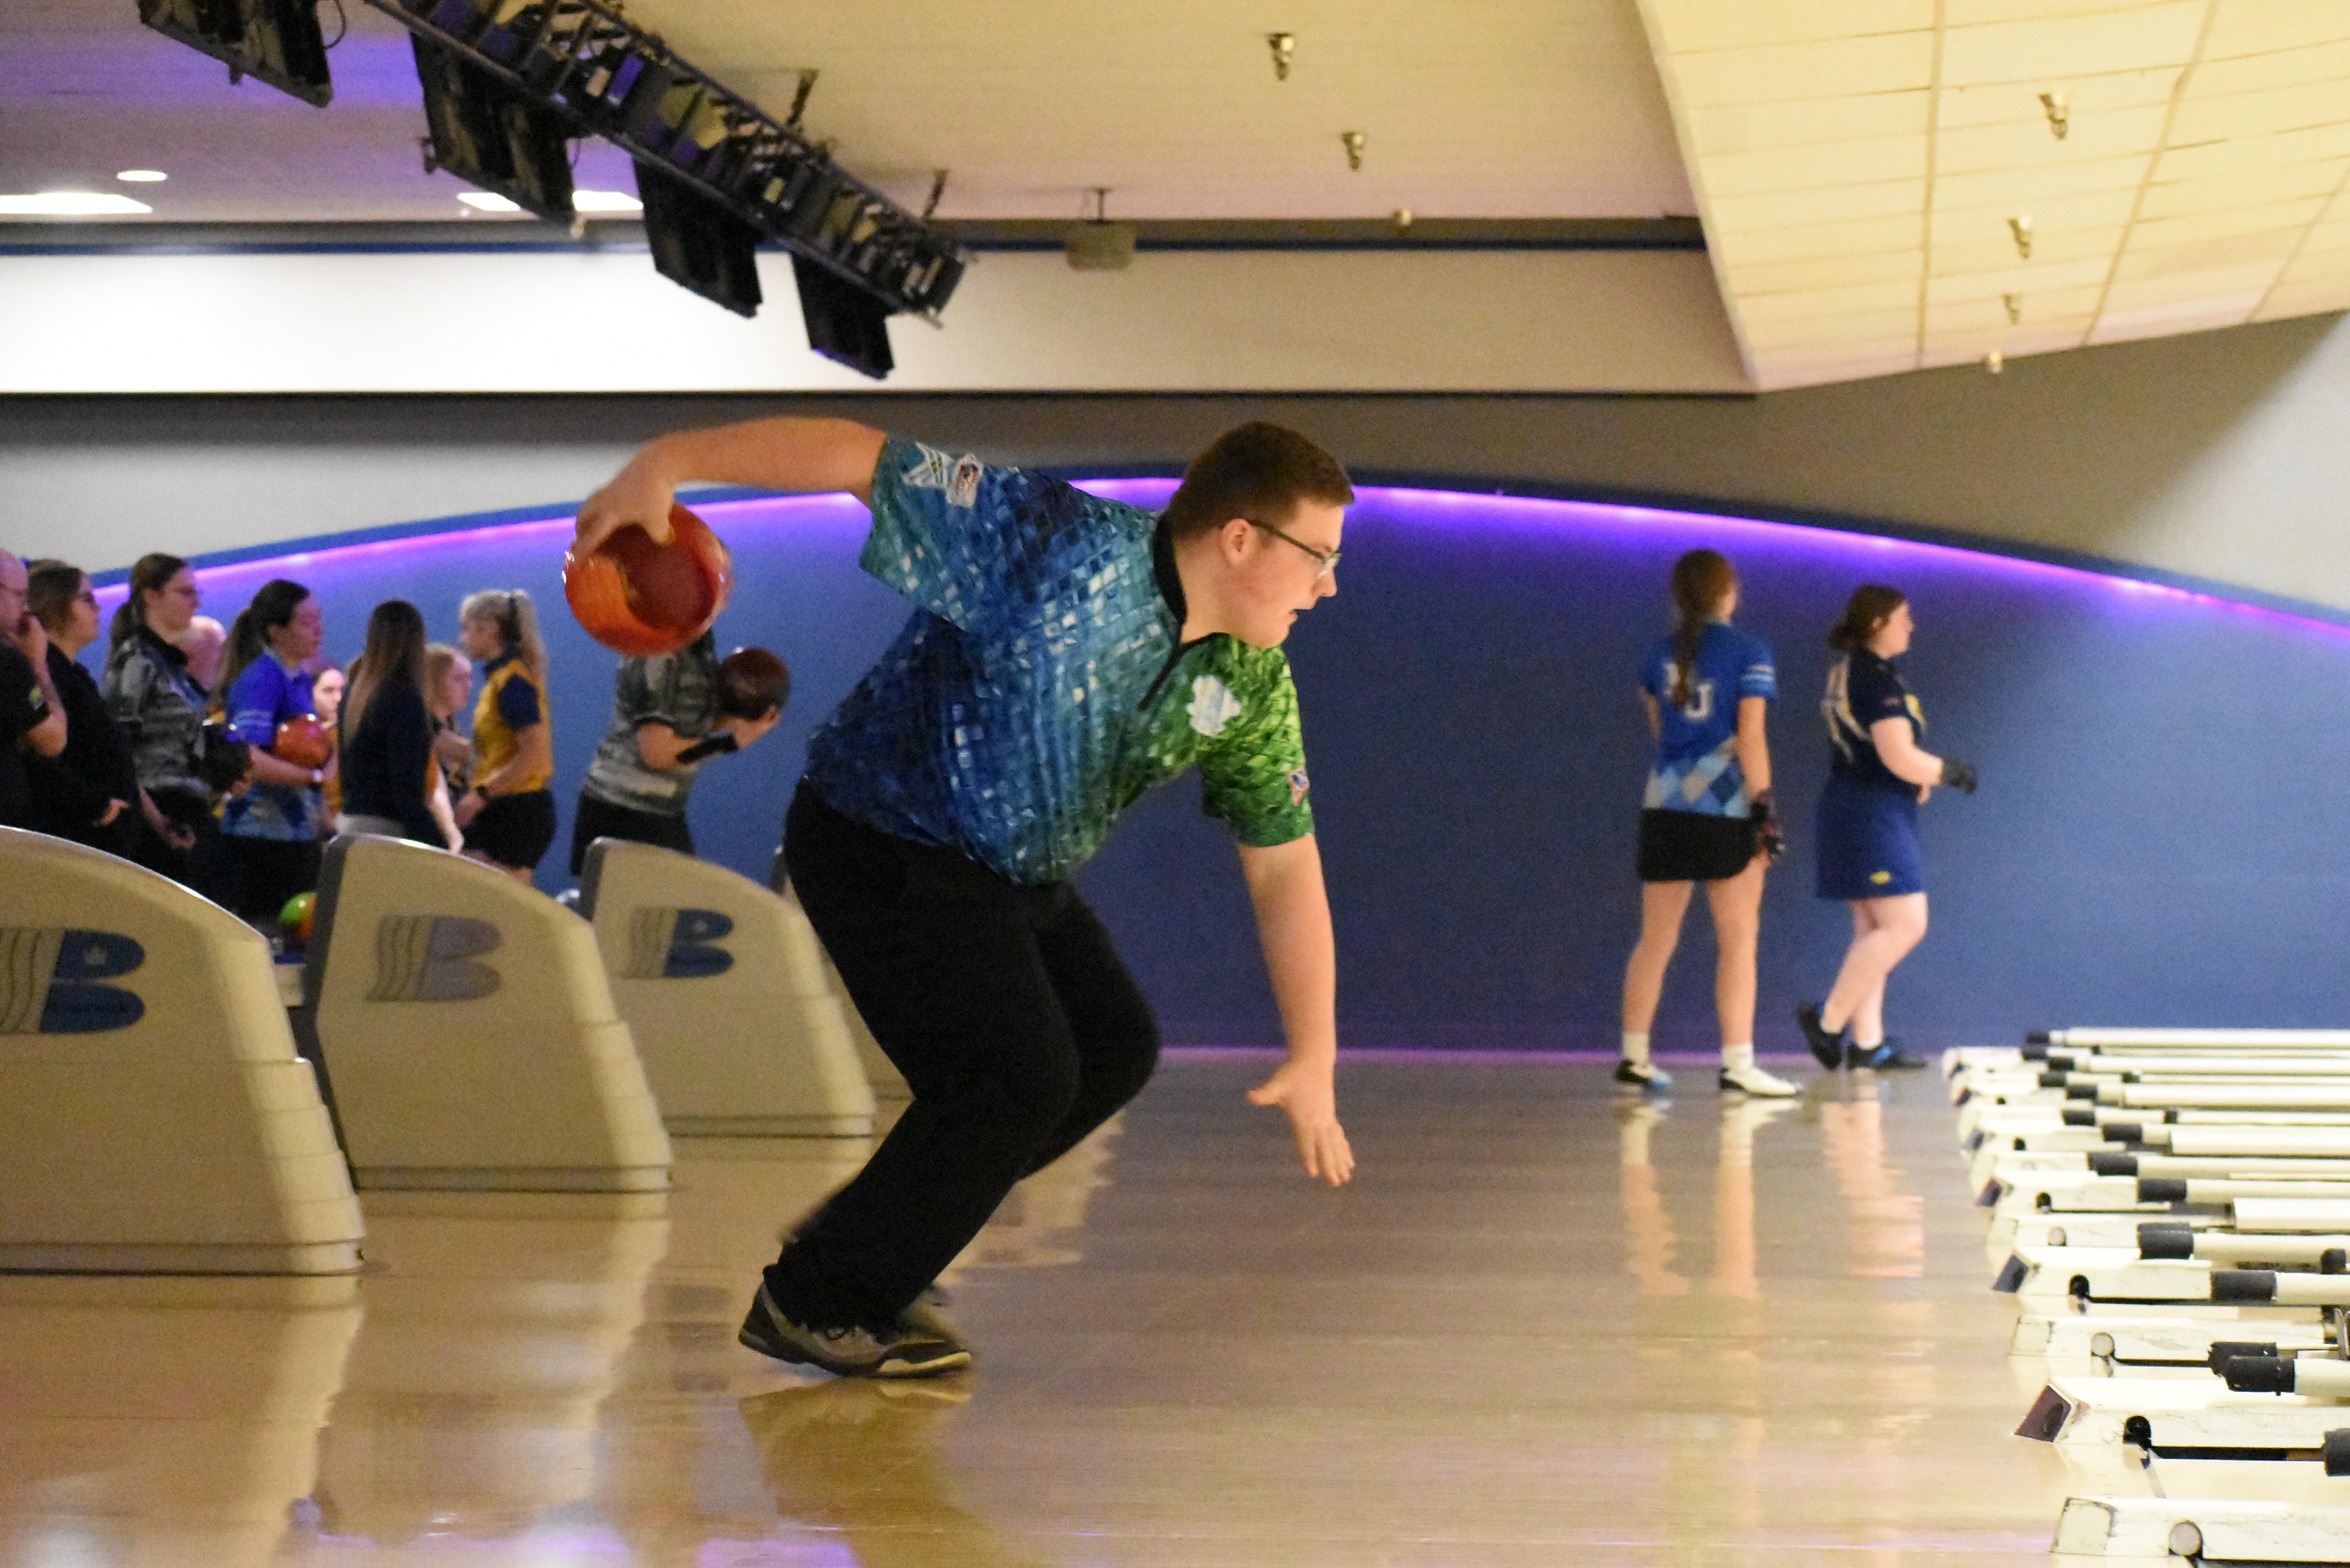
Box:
[0,1057,2070,1565]
[0,1275,359,1568]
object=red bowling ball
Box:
[565,502,735,658]
[272,713,333,768]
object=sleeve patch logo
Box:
[903,445,986,508]
[1289,769,1311,806]
[1186,675,1243,737]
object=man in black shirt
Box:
[0,551,68,830]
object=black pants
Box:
[766,783,1162,1328]
[570,790,694,876]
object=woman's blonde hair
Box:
[459,588,547,685]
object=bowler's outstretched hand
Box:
[1248,1059,1355,1186]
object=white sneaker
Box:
[1718,1063,1799,1098]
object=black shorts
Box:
[570,790,694,875]
[1637,808,1758,884]
[468,788,557,872]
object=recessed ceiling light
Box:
[0,192,154,216]
[116,169,168,183]
[458,191,522,212]
[571,189,642,214]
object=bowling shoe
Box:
[739,1282,971,1378]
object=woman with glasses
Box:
[1794,586,1977,1071]
[1617,549,1796,1098]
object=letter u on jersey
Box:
[0,928,147,1034]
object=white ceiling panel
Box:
[2138,163,2350,220]
[2199,0,2350,57]
[2254,275,2350,319]
[1926,256,2113,297]
[1935,102,2170,171]
[1935,67,2181,128]
[1708,179,1923,232]
[2169,76,2350,142]
[1647,0,1935,54]
[1737,278,1923,324]
[2153,123,2350,182]
[1939,5,2207,89]
[2090,291,2270,339]
[1710,212,1935,266]
[2195,39,2350,95]
[1732,249,1929,294]
[1670,33,1935,107]
[1931,153,2155,209]
[1687,93,1930,156]
[1698,136,1929,198]
[1645,0,2350,387]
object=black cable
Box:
[321,0,348,49]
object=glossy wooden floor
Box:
[0,1052,2076,1567]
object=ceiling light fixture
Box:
[1066,187,1136,272]
[571,188,643,213]
[1267,33,1295,81]
[2008,214,2033,259]
[1341,131,1366,172]
[2004,293,2022,325]
[2039,91,2070,140]
[1986,351,2005,375]
[0,191,155,216]
[115,169,169,184]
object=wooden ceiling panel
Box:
[1938,4,2206,89]
[1647,0,1934,54]
[1670,33,1934,106]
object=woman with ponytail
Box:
[1618,548,1795,1097]
[218,578,330,922]
[100,553,215,884]
[1793,586,1977,1071]
[455,588,557,881]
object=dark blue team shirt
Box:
[1823,650,1920,792]
[1639,621,1776,817]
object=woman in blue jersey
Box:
[1619,549,1796,1098]
[217,579,330,924]
[1794,586,1976,1071]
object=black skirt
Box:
[468,788,558,872]
[1636,808,1758,884]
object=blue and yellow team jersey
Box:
[1823,649,1922,791]
[1639,622,1776,817]
[804,436,1316,886]
[472,653,550,793]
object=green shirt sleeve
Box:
[1198,647,1315,848]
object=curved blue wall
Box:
[99,482,2350,1052]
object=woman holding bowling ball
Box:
[1794,586,1977,1072]
[455,588,556,883]
[569,632,788,875]
[217,579,331,923]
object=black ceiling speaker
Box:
[637,162,764,318]
[138,0,334,107]
[793,256,894,381]
[412,35,576,222]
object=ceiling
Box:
[0,0,1696,221]
[6,0,2350,389]
[1641,0,2350,388]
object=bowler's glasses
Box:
[1246,518,1341,582]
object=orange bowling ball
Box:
[273,713,333,768]
[565,502,735,658]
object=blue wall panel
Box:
[98,481,2350,1051]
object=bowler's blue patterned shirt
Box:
[804,437,1316,885]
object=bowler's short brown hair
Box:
[1162,422,1353,542]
